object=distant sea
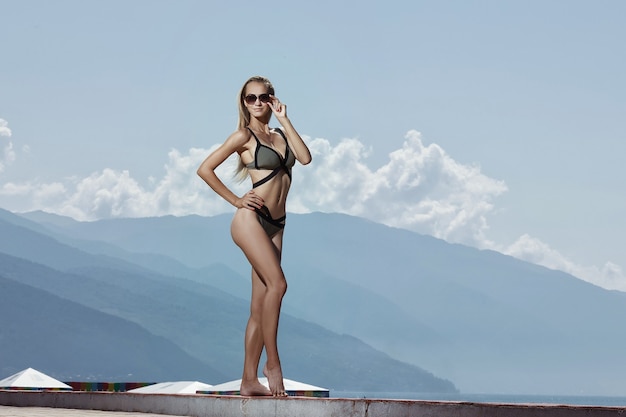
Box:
[333,392,626,407]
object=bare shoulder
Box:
[225,128,253,149]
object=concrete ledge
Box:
[2,390,625,417]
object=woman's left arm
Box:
[270,97,312,165]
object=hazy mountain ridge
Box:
[0,209,455,393]
[11,209,626,396]
[8,209,449,369]
[284,213,626,391]
[0,269,224,382]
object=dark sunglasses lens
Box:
[244,93,271,104]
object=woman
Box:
[197,76,312,397]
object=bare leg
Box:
[232,209,287,397]
[240,269,272,396]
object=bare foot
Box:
[263,364,287,397]
[240,379,272,397]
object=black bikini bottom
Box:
[255,205,286,238]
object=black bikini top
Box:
[245,127,296,188]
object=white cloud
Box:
[0,145,246,221]
[0,128,624,291]
[1,142,16,174]
[291,130,507,247]
[0,119,15,174]
[502,234,626,291]
[0,119,11,138]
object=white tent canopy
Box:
[128,381,212,394]
[0,368,72,390]
[202,378,329,397]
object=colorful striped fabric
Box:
[196,390,329,398]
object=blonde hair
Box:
[234,76,275,182]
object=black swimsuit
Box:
[245,127,296,237]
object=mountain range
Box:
[2,207,625,395]
[0,208,454,394]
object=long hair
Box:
[234,76,275,182]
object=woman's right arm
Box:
[197,130,249,208]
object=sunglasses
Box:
[244,93,272,105]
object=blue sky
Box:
[1,0,625,290]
